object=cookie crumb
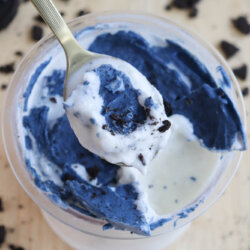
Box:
[165,4,172,10]
[171,0,201,9]
[241,87,249,97]
[232,16,250,35]
[49,97,57,103]
[219,40,239,59]
[15,51,23,57]
[163,100,172,116]
[0,198,3,212]
[0,62,15,74]
[18,204,23,210]
[8,244,25,250]
[0,225,6,246]
[0,0,20,30]
[76,9,90,17]
[1,83,7,90]
[34,14,45,24]
[189,7,198,18]
[86,166,101,181]
[31,25,43,41]
[158,120,171,133]
[110,114,126,127]
[233,64,247,80]
[166,0,201,17]
[145,108,155,120]
[138,153,146,166]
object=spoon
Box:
[30,0,107,99]
[30,0,171,172]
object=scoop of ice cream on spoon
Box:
[31,0,171,172]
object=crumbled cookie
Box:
[34,14,45,24]
[219,40,239,59]
[0,197,3,212]
[86,166,101,181]
[0,225,6,246]
[189,7,198,18]
[31,25,43,41]
[241,87,249,97]
[138,153,146,166]
[0,62,15,74]
[76,9,90,17]
[15,51,23,57]
[8,244,25,250]
[171,0,201,9]
[1,83,8,90]
[233,64,248,80]
[165,0,201,17]
[0,0,20,30]
[232,16,250,35]
[158,120,171,133]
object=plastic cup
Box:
[2,11,246,250]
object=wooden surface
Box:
[0,0,250,249]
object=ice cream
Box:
[18,23,246,236]
[64,57,171,173]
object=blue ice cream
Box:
[96,64,147,135]
[20,27,246,236]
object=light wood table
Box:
[0,0,249,249]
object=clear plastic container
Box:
[2,11,246,250]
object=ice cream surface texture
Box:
[19,22,246,236]
[64,58,171,173]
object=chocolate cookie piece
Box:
[232,16,250,35]
[76,9,90,17]
[15,51,23,57]
[166,0,201,17]
[0,0,20,30]
[31,25,43,41]
[0,225,6,246]
[158,120,171,133]
[0,62,15,74]
[1,84,7,90]
[233,64,248,80]
[8,244,25,250]
[189,7,198,18]
[219,40,239,59]
[241,87,249,97]
[34,14,45,24]
[138,153,146,166]
[171,0,200,9]
[0,197,3,212]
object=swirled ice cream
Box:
[18,22,246,236]
[64,58,171,173]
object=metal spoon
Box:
[30,0,112,99]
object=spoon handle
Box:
[30,0,89,60]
